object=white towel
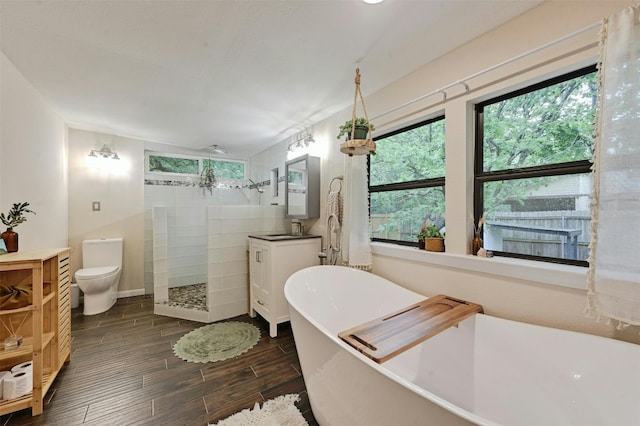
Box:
[342,156,372,271]
[328,190,343,226]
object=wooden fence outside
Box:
[371,211,591,260]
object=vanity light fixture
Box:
[88,144,120,160]
[362,0,384,3]
[287,129,315,152]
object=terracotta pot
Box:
[1,227,18,253]
[425,237,444,252]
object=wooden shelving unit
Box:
[0,248,71,416]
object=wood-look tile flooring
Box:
[1,295,319,425]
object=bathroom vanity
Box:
[248,234,320,337]
[0,248,71,416]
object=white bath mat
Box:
[209,393,308,426]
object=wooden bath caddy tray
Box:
[339,295,483,363]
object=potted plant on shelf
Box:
[417,220,445,252]
[336,117,375,141]
[0,202,36,253]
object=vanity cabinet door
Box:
[249,240,271,318]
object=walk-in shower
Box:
[145,167,289,322]
[150,203,289,322]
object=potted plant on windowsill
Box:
[0,202,36,253]
[417,220,444,252]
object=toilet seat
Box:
[76,265,119,280]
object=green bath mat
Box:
[173,321,260,363]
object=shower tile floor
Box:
[159,283,208,311]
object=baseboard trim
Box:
[118,289,146,298]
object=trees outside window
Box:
[147,153,245,180]
[475,65,597,265]
[203,159,244,180]
[369,117,446,245]
[149,155,198,174]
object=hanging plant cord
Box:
[341,68,376,156]
[350,68,372,140]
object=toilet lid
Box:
[75,265,119,280]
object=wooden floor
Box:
[1,296,319,425]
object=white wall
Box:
[67,128,144,295]
[0,53,68,250]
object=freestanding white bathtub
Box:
[284,265,640,426]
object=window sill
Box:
[371,242,587,290]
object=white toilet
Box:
[75,238,123,315]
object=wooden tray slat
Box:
[339,295,483,363]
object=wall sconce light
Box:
[287,129,315,152]
[88,144,120,160]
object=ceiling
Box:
[0,0,542,157]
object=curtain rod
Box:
[371,20,602,122]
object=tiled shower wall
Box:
[162,204,207,289]
[205,204,288,322]
[145,182,256,294]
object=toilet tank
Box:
[82,238,123,268]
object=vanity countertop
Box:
[249,233,321,242]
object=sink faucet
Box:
[292,221,304,236]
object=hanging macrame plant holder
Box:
[199,146,217,195]
[340,68,376,156]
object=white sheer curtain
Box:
[341,155,372,271]
[587,4,640,327]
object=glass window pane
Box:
[370,119,445,185]
[149,155,198,174]
[204,159,245,180]
[482,173,591,261]
[482,72,597,172]
[370,187,445,243]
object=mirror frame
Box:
[285,154,320,219]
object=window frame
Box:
[474,64,597,267]
[145,151,246,181]
[369,115,446,247]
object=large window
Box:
[474,65,597,266]
[369,117,446,245]
[147,152,245,180]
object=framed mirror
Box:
[285,155,320,219]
